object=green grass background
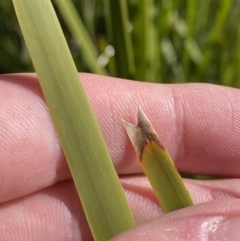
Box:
[1,0,240,86]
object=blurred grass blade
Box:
[103,0,112,42]
[123,106,193,213]
[135,0,148,81]
[11,0,135,240]
[185,38,203,64]
[145,3,160,83]
[80,0,96,40]
[182,0,197,80]
[195,0,211,37]
[186,0,197,37]
[199,0,232,75]
[161,38,185,82]
[133,0,160,82]
[208,0,232,43]
[53,0,107,75]
[104,0,136,78]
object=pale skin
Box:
[0,73,240,241]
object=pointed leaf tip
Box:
[137,106,163,148]
[122,106,164,159]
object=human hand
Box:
[0,73,240,240]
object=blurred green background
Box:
[1,0,240,86]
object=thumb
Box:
[109,199,240,241]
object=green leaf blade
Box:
[123,106,193,213]
[141,141,194,213]
[12,0,136,240]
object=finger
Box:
[110,199,240,241]
[1,178,240,241]
[0,74,69,203]
[121,176,240,223]
[0,181,91,241]
[1,73,240,203]
[81,74,240,177]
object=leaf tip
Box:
[122,106,165,159]
[122,119,145,158]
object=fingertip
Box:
[109,199,240,241]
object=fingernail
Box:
[211,216,240,241]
